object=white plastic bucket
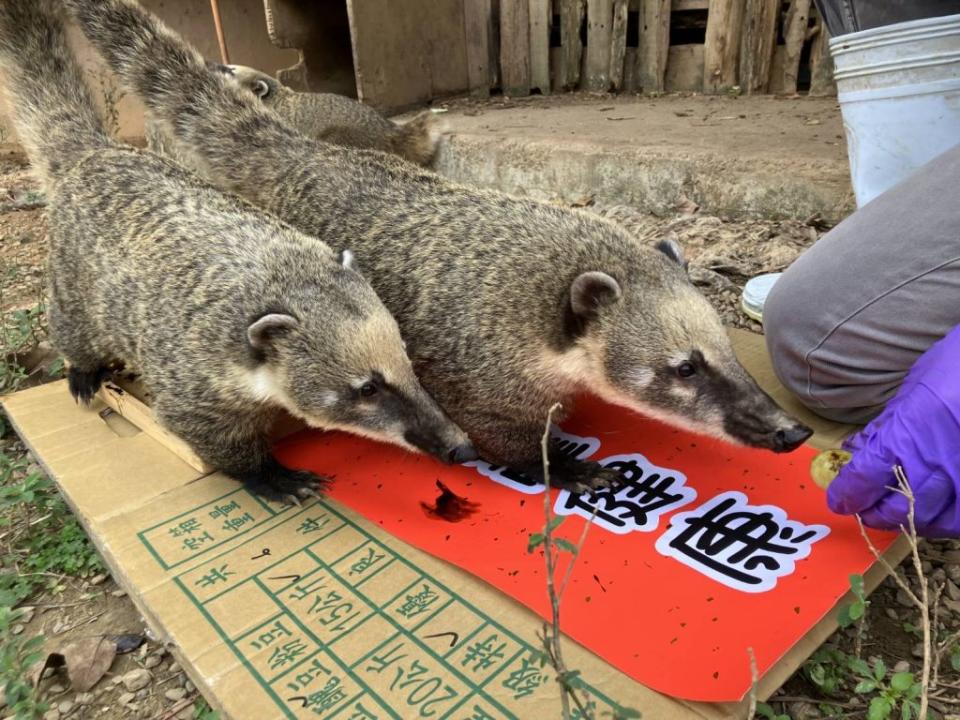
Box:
[830,14,960,207]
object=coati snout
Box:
[244,253,475,466]
[556,239,813,454]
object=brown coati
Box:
[66,0,813,494]
[0,0,475,504]
[145,63,440,167]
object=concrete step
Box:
[432,93,853,222]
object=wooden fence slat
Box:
[609,0,629,90]
[500,0,531,95]
[464,0,493,96]
[636,0,671,93]
[490,0,502,87]
[586,0,614,90]
[809,18,835,96]
[559,0,585,88]
[703,0,743,92]
[780,0,811,94]
[739,0,779,94]
[529,0,552,92]
[623,46,638,91]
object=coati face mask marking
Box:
[559,242,811,454]
[241,267,475,466]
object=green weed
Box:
[0,606,48,719]
[755,702,789,720]
[803,647,929,720]
[193,698,220,720]
[0,450,104,606]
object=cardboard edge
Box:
[97,381,215,474]
[1,394,231,717]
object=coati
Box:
[0,0,476,504]
[66,0,813,493]
[145,63,440,167]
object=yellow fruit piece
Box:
[810,449,852,489]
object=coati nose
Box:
[448,442,479,464]
[773,425,814,452]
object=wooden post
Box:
[585,0,614,90]
[739,0,779,94]
[636,0,670,93]
[208,0,230,65]
[703,0,744,92]
[609,0,629,90]
[780,0,811,94]
[559,0,585,88]
[464,0,493,97]
[501,0,532,95]
[809,19,835,96]
[530,0,552,92]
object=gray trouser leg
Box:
[764,143,960,424]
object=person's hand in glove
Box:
[827,323,960,537]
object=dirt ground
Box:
[1,149,958,720]
[435,92,846,166]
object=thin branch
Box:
[856,466,929,720]
[931,580,944,689]
[855,517,920,606]
[558,501,599,601]
[541,402,572,720]
[897,466,931,720]
[747,647,758,720]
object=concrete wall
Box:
[0,0,299,143]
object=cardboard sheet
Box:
[274,394,897,702]
[0,330,908,719]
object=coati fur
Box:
[67,0,813,493]
[145,63,440,167]
[0,0,475,503]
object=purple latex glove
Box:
[827,323,960,537]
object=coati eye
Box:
[677,361,696,378]
[359,382,378,398]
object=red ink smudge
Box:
[421,480,480,522]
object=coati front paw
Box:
[516,453,624,494]
[550,461,623,495]
[67,366,111,405]
[241,461,332,506]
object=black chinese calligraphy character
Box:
[656,491,830,592]
[555,454,695,534]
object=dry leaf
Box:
[63,636,117,692]
[27,649,64,688]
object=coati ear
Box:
[570,271,622,320]
[251,79,271,99]
[339,249,359,272]
[655,238,689,272]
[247,313,298,351]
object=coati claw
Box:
[297,487,325,500]
[67,366,111,405]
[544,459,624,495]
[241,462,332,505]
